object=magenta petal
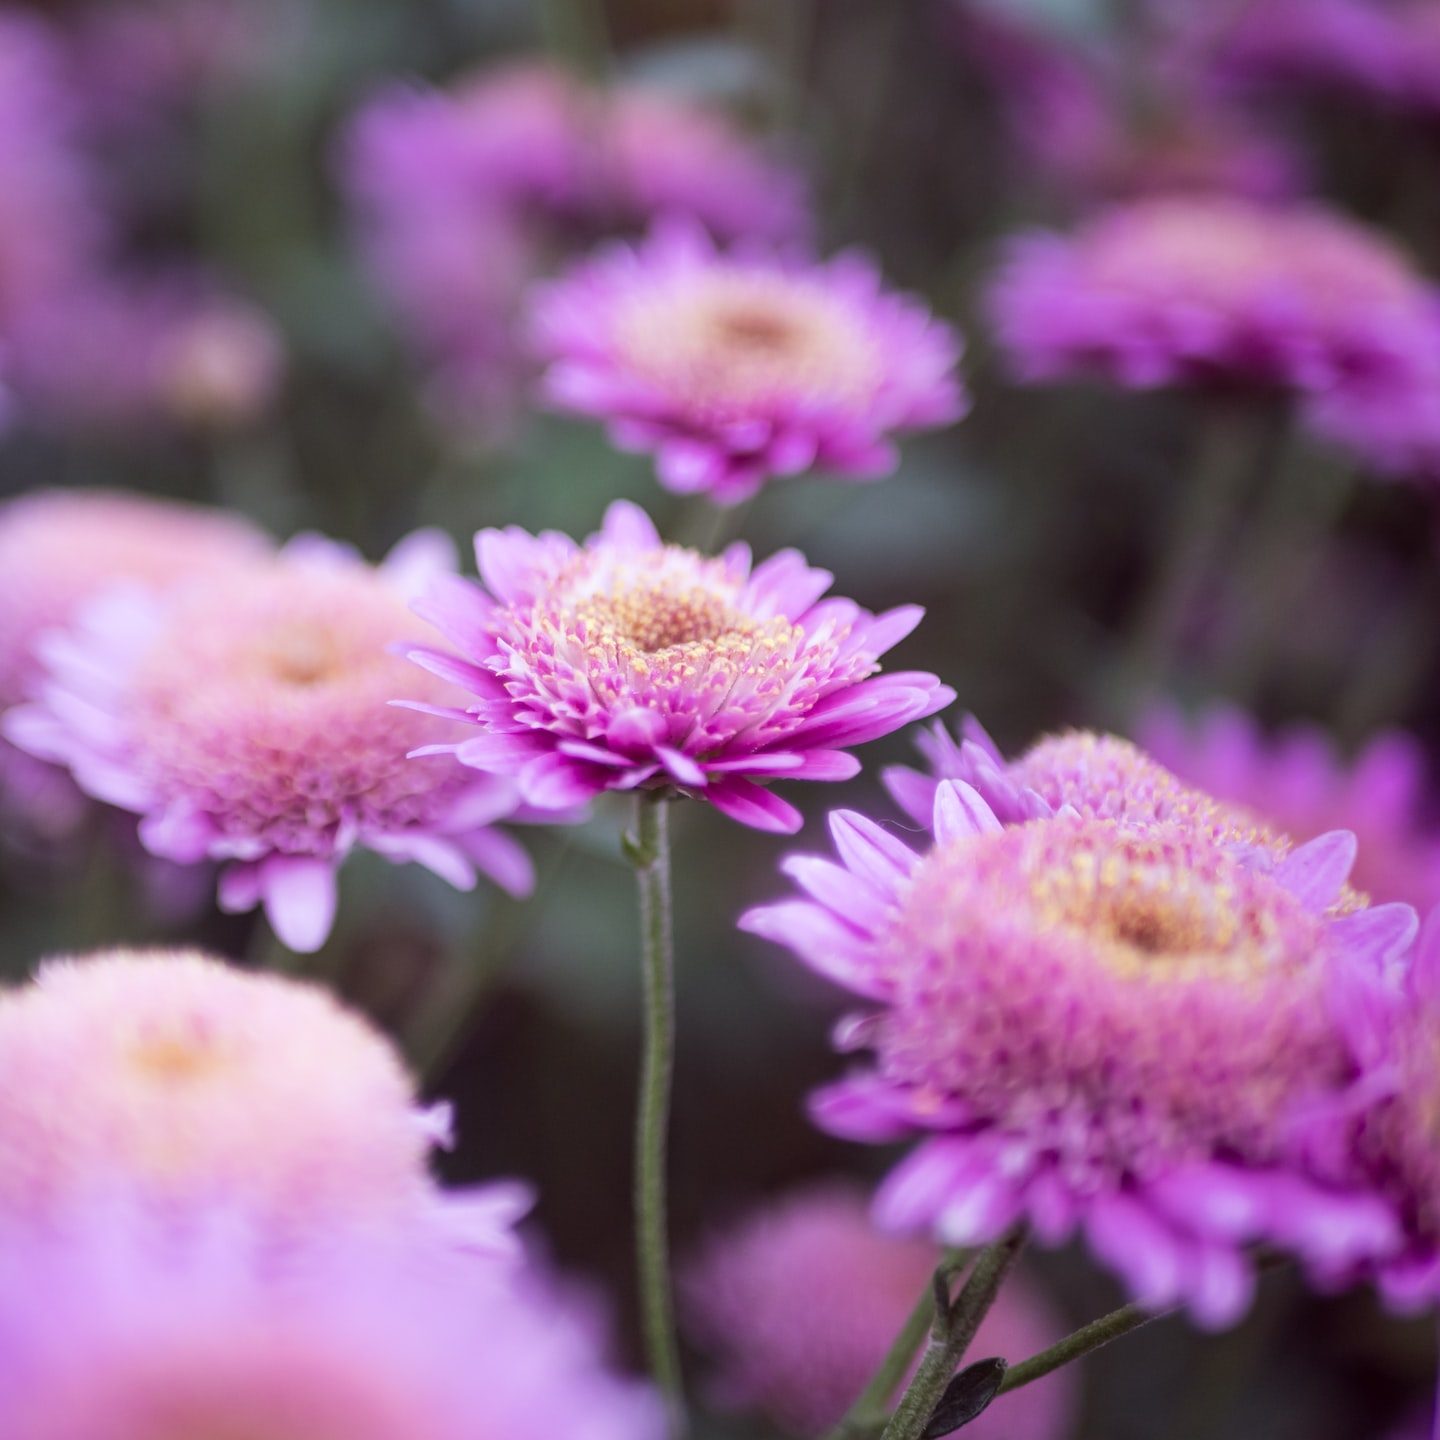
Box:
[1085,1193,1187,1312]
[828,810,918,890]
[456,732,545,772]
[706,780,803,833]
[598,499,661,549]
[1274,829,1358,909]
[780,854,890,933]
[931,780,1004,843]
[606,706,667,752]
[137,806,216,864]
[260,855,339,954]
[1329,903,1419,971]
[739,899,888,996]
[519,753,603,809]
[882,765,938,828]
[657,747,707,787]
[217,862,262,915]
[807,1076,921,1143]
[463,829,536,898]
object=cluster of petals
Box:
[532,223,967,502]
[987,195,1440,394]
[1140,703,1440,912]
[5,528,533,952]
[743,760,1416,1326]
[0,949,529,1256]
[407,500,952,834]
[0,1202,660,1440]
[682,1182,1074,1439]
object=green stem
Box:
[627,792,686,1434]
[879,1229,1027,1440]
[999,1299,1164,1395]
[829,1251,971,1440]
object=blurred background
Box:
[2,0,1439,1435]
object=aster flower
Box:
[682,1183,1075,1439]
[0,1205,662,1440]
[406,499,953,834]
[742,783,1412,1326]
[532,224,967,503]
[987,195,1440,394]
[1139,704,1440,911]
[5,528,532,952]
[0,488,269,844]
[0,948,529,1254]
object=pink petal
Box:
[598,499,661,549]
[260,855,339,954]
[828,810,918,889]
[739,899,888,996]
[706,780,803,833]
[519,753,603,810]
[1275,830,1357,909]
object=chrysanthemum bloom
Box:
[988,195,1440,393]
[5,530,532,951]
[743,784,1412,1325]
[0,488,269,843]
[408,500,952,834]
[0,949,529,1250]
[682,1183,1075,1439]
[1140,704,1440,912]
[0,1208,662,1440]
[533,224,967,503]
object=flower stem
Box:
[999,1299,1164,1395]
[829,1250,971,1440]
[627,792,686,1435]
[879,1228,1027,1440]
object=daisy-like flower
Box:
[406,500,953,834]
[742,784,1412,1326]
[0,949,529,1253]
[4,529,532,952]
[0,488,269,843]
[682,1183,1075,1439]
[1140,704,1440,912]
[0,1206,662,1440]
[987,195,1440,393]
[532,223,967,504]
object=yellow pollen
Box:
[578,581,744,653]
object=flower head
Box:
[682,1183,1074,1439]
[1140,704,1440,912]
[988,195,1439,393]
[0,1207,661,1440]
[408,500,952,834]
[743,782,1412,1326]
[533,223,966,503]
[5,530,533,951]
[0,949,526,1253]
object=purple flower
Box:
[0,947,530,1255]
[0,1205,662,1440]
[533,223,966,503]
[988,195,1440,394]
[1140,704,1440,912]
[682,1183,1076,1439]
[406,500,953,835]
[5,529,533,952]
[1303,349,1440,486]
[742,780,1412,1327]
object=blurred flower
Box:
[0,488,269,845]
[5,530,533,952]
[988,196,1439,393]
[1140,704,1440,911]
[408,499,952,834]
[682,1183,1075,1439]
[0,1203,660,1440]
[0,948,528,1253]
[743,782,1411,1326]
[1303,348,1440,486]
[533,223,966,503]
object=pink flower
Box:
[406,500,953,834]
[988,195,1440,393]
[742,782,1411,1327]
[683,1183,1075,1439]
[0,948,530,1255]
[533,223,966,503]
[1139,704,1440,912]
[5,530,533,952]
[0,488,269,843]
[0,1206,662,1440]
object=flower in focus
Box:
[408,499,953,834]
[1139,704,1440,911]
[0,948,527,1254]
[5,530,533,951]
[533,224,966,503]
[742,782,1412,1325]
[0,1206,660,1440]
[682,1182,1075,1439]
[988,196,1439,393]
[0,488,269,844]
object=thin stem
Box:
[999,1299,1165,1395]
[829,1250,971,1440]
[627,792,686,1434]
[879,1228,1027,1440]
